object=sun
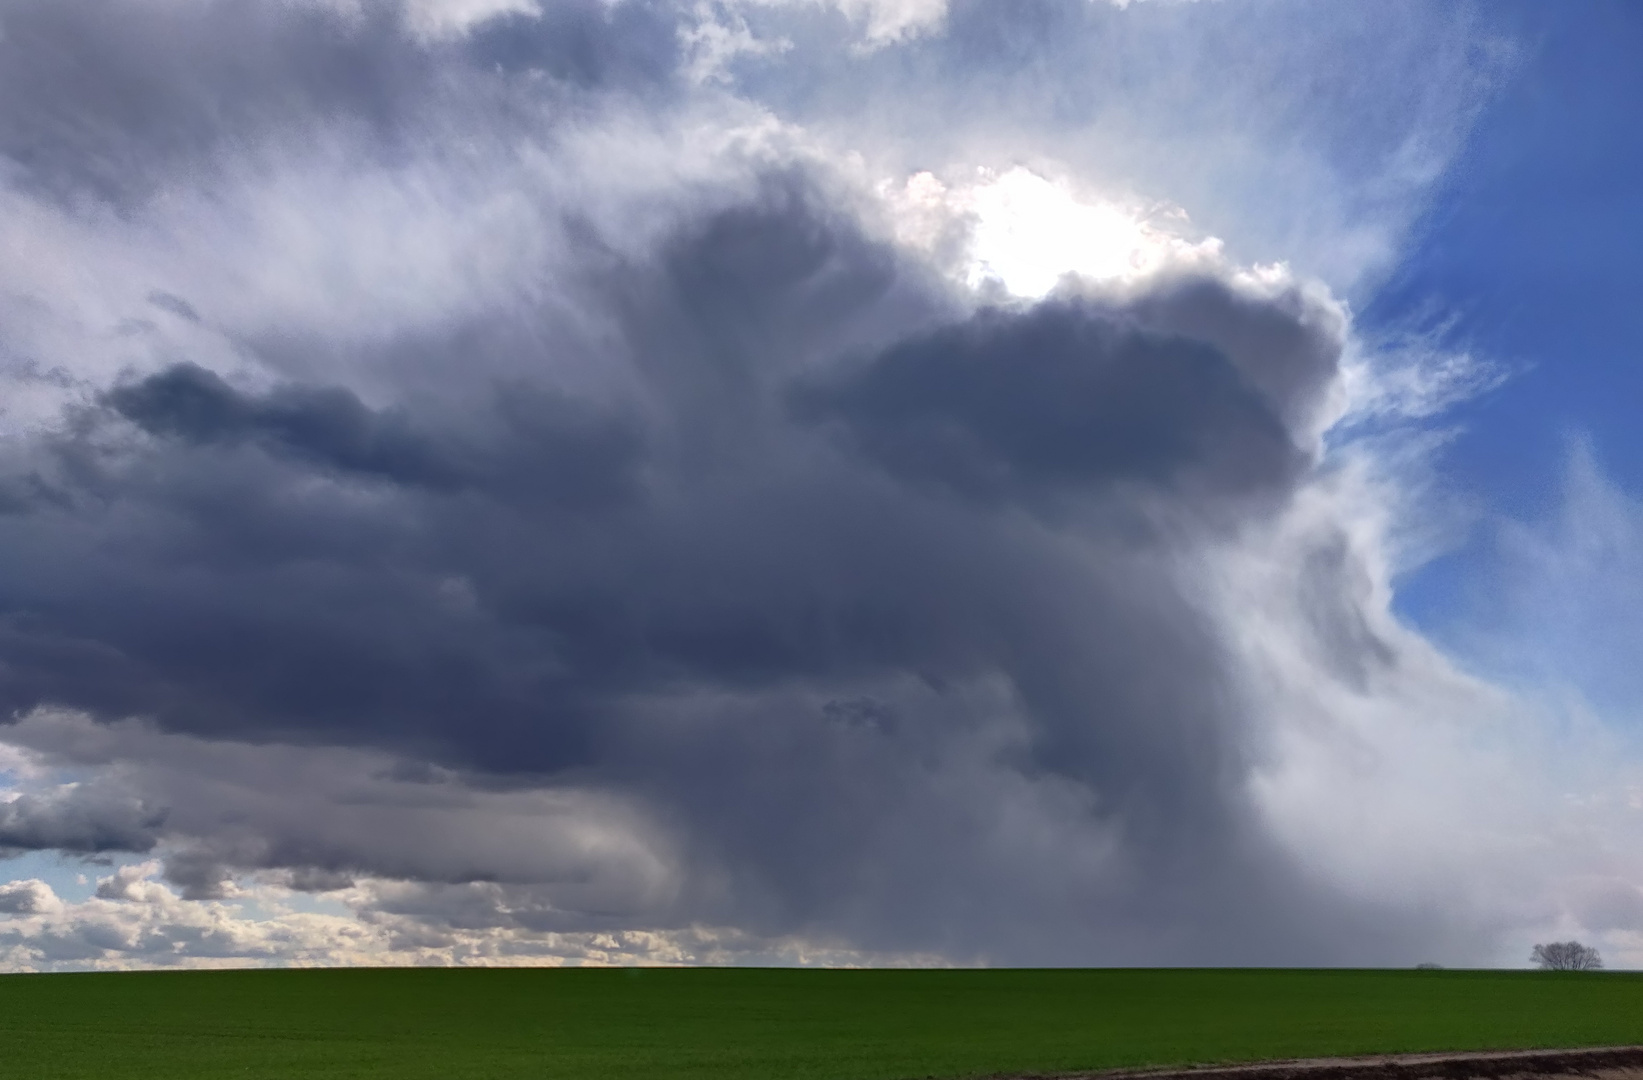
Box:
[884,166,1215,299]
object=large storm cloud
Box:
[0,0,1635,970]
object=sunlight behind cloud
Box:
[883,167,1220,299]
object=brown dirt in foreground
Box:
[1034,1047,1643,1080]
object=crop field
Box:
[3,967,1641,1080]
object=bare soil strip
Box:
[1038,1047,1643,1080]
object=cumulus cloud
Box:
[0,786,165,857]
[0,859,955,970]
[0,879,62,916]
[0,0,1629,971]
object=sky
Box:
[0,0,1640,971]
[1368,0,1643,714]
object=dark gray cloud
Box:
[0,787,164,856]
[0,0,1514,968]
[0,0,678,208]
[105,362,644,501]
[792,297,1304,505]
[0,173,1436,962]
[0,0,428,205]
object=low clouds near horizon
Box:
[1,0,1639,972]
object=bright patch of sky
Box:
[881,167,1221,298]
[0,851,111,904]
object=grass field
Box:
[3,967,1641,1080]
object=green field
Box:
[2,967,1640,1080]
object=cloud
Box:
[0,146,1409,962]
[396,0,545,41]
[0,0,1627,972]
[0,176,1388,959]
[103,362,644,502]
[818,0,948,43]
[746,0,1511,292]
[0,859,952,970]
[1430,441,1643,719]
[0,712,678,910]
[710,0,950,48]
[790,286,1312,506]
[0,879,62,916]
[0,786,166,857]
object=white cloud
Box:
[0,92,796,432]
[300,0,543,41]
[681,4,794,84]
[725,0,1196,47]
[1206,443,1643,967]
[729,0,949,45]
[827,0,947,43]
[0,863,952,971]
[1447,442,1643,721]
[399,0,541,40]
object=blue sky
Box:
[1374,0,1643,701]
[1375,0,1643,512]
